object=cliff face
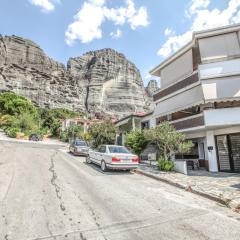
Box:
[68,49,152,115]
[146,79,159,97]
[0,35,152,117]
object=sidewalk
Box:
[134,163,240,213]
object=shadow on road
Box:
[83,162,134,176]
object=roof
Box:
[114,112,153,124]
[150,23,240,77]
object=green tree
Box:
[125,130,148,156]
[145,121,193,160]
[88,120,116,148]
[38,108,80,137]
[0,92,36,116]
[67,125,84,141]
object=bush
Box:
[59,125,84,142]
[0,92,37,116]
[88,120,116,148]
[125,130,148,156]
[0,114,16,130]
[145,122,193,160]
[5,127,21,138]
[60,131,68,142]
[157,157,175,172]
[13,112,39,135]
[38,108,81,137]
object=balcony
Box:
[153,72,199,102]
[170,113,205,130]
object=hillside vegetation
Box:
[0,92,80,139]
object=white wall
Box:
[201,76,240,100]
[206,131,218,172]
[174,160,188,175]
[204,107,240,127]
[199,58,240,80]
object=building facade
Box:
[150,24,240,173]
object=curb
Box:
[133,169,231,209]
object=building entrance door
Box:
[216,133,240,173]
[229,134,240,172]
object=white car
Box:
[86,145,139,171]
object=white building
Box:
[150,24,240,173]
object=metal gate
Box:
[216,134,240,173]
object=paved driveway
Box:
[0,141,240,240]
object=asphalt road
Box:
[0,141,240,240]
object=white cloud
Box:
[128,6,149,29]
[186,0,210,17]
[164,28,175,36]
[65,1,105,45]
[158,0,240,57]
[29,0,56,12]
[65,0,149,45]
[110,29,122,39]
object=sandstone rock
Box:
[0,35,152,117]
[146,79,159,97]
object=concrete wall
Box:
[174,160,188,175]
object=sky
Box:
[0,0,240,86]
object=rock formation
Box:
[146,79,159,97]
[0,35,152,117]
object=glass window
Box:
[75,141,87,146]
[108,146,130,154]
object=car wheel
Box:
[86,156,91,164]
[101,161,107,172]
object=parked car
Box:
[29,133,43,141]
[87,145,139,172]
[69,139,89,156]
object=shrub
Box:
[88,120,116,148]
[60,131,68,142]
[0,114,16,129]
[0,92,36,116]
[38,108,81,137]
[125,130,148,156]
[5,127,21,138]
[67,125,84,141]
[13,112,39,135]
[157,157,175,172]
[145,121,193,160]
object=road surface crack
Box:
[49,151,66,212]
[76,194,108,240]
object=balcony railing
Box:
[153,72,199,102]
[170,113,204,130]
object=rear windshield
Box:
[108,146,130,154]
[75,141,87,146]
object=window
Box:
[75,141,87,146]
[108,146,130,154]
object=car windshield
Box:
[108,146,130,154]
[75,141,87,146]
